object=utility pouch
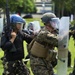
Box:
[46,50,57,61]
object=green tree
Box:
[23,0,36,13]
[0,0,23,12]
[70,0,75,19]
[52,0,64,17]
[0,0,36,13]
[52,0,72,17]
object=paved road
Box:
[0,13,43,18]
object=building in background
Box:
[34,0,55,13]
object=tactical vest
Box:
[31,41,48,58]
[30,28,57,60]
[30,41,57,61]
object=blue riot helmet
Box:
[10,14,26,30]
[10,14,25,24]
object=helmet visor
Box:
[50,18,60,30]
[16,23,24,30]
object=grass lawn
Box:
[0,18,75,75]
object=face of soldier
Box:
[50,18,60,30]
[16,23,23,31]
[46,23,55,32]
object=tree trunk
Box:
[73,12,75,20]
[61,5,64,17]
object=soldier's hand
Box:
[10,32,17,43]
[11,32,17,39]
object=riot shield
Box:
[33,21,41,33]
[25,21,41,34]
[0,18,3,36]
[57,17,69,75]
[0,18,3,47]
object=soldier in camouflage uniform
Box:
[1,14,33,75]
[29,13,59,75]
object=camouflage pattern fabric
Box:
[30,55,54,75]
[30,27,58,75]
[36,28,58,48]
[2,57,30,75]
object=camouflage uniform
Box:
[30,55,54,75]
[30,27,58,75]
[3,57,30,75]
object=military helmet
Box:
[41,12,56,24]
[10,14,25,24]
[41,13,60,30]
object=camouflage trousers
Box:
[2,58,30,75]
[30,55,54,75]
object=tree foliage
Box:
[22,0,36,13]
[0,0,36,13]
[0,0,22,12]
[52,0,75,18]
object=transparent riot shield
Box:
[0,18,3,36]
[25,21,41,34]
[57,17,69,75]
[0,18,3,47]
[33,21,41,33]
